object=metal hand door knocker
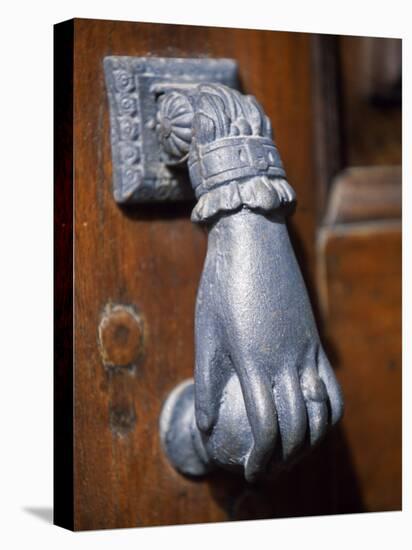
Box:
[104,57,344,482]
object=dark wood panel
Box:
[311,34,345,215]
[72,18,329,530]
[325,166,401,225]
[339,36,402,166]
[318,219,401,512]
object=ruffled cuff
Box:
[191,176,296,224]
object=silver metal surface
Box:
[105,59,344,482]
[104,57,238,203]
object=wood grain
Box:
[317,221,402,511]
[71,18,331,530]
[311,34,345,215]
[324,166,401,225]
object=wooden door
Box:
[54,18,401,531]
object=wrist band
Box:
[188,136,286,199]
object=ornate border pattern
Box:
[103,57,238,203]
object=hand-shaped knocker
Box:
[159,83,343,482]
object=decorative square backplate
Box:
[104,57,239,203]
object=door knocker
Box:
[104,57,344,482]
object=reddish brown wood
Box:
[311,34,346,216]
[324,166,401,225]
[71,18,326,531]
[316,166,402,512]
[317,221,402,511]
[98,305,144,368]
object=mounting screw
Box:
[98,305,144,368]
